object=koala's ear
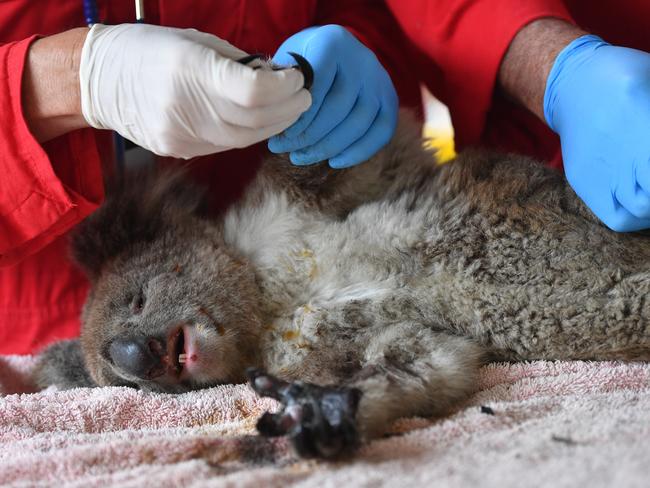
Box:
[71,167,207,280]
[34,339,97,390]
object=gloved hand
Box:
[80,24,311,159]
[544,35,650,232]
[268,25,398,168]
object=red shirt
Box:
[0,0,421,354]
[2,0,650,354]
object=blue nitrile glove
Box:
[268,25,398,168]
[544,35,650,232]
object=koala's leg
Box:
[249,324,484,458]
[348,324,485,440]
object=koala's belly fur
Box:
[222,144,650,386]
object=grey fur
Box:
[35,112,650,450]
[34,339,96,389]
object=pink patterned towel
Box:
[0,356,648,487]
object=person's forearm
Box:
[498,18,586,121]
[22,28,90,142]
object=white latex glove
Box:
[79,24,311,159]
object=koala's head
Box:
[45,168,263,393]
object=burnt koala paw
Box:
[246,368,361,459]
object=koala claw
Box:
[246,368,361,459]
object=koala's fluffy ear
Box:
[71,167,207,280]
[34,339,97,390]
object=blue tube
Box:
[82,0,98,26]
[82,0,128,171]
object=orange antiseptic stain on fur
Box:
[295,249,318,279]
[282,330,299,341]
[198,307,225,335]
[298,249,314,258]
[308,266,318,280]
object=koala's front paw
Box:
[34,339,97,390]
[246,369,361,459]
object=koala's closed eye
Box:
[130,287,146,315]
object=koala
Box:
[35,113,650,459]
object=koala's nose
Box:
[109,337,164,380]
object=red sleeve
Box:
[386,0,574,148]
[314,0,423,113]
[0,36,106,267]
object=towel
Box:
[0,356,648,487]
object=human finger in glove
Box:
[544,35,650,232]
[268,25,399,169]
[80,23,311,159]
